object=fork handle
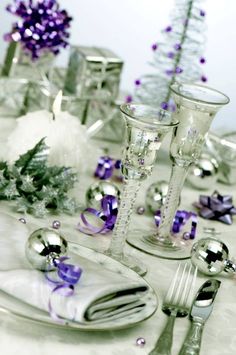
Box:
[149,314,176,355]
[178,321,204,355]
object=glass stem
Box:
[108,178,141,259]
[157,163,189,242]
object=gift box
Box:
[207,132,236,185]
[64,46,123,101]
[2,42,55,81]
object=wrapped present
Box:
[206,132,236,185]
[64,46,123,101]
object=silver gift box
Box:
[64,46,123,101]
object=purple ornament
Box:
[136,337,146,347]
[174,43,182,51]
[19,217,26,224]
[165,25,172,32]
[135,79,141,86]
[201,75,207,82]
[175,66,183,74]
[165,69,174,76]
[137,206,145,215]
[52,220,61,230]
[200,9,206,17]
[151,43,158,51]
[167,51,175,59]
[126,95,133,103]
[4,0,72,60]
[200,57,206,64]
[161,102,169,110]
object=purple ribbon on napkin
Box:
[46,256,83,322]
[154,209,198,239]
[94,156,122,180]
[77,195,118,235]
[193,190,236,225]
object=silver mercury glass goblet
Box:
[106,103,178,275]
[127,83,230,260]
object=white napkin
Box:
[0,214,150,324]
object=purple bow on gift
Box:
[94,156,122,180]
[154,209,198,240]
[193,190,236,225]
[77,195,118,235]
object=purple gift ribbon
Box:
[154,210,198,240]
[193,190,236,225]
[46,256,83,322]
[94,156,122,180]
[77,195,118,235]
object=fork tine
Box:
[179,264,192,306]
[182,265,197,306]
[166,263,181,303]
[173,263,188,305]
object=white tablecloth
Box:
[0,120,235,355]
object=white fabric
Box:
[0,213,148,324]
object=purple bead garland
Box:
[4,0,72,60]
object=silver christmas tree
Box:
[133,0,207,110]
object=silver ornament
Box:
[86,181,120,209]
[25,228,68,271]
[145,180,169,213]
[145,180,180,213]
[191,237,236,276]
[187,154,219,190]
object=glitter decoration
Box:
[4,0,72,60]
[133,0,207,107]
[136,337,146,347]
[52,220,61,229]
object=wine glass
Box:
[127,83,230,260]
[106,103,178,275]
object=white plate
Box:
[0,242,158,331]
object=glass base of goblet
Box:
[126,229,192,260]
[104,250,147,276]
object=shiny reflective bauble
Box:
[191,237,230,275]
[146,180,180,213]
[25,228,68,271]
[86,181,120,210]
[145,180,169,213]
[187,154,219,190]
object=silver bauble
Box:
[191,237,236,276]
[146,180,179,213]
[187,154,219,190]
[25,228,68,271]
[86,181,120,209]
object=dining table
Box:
[0,118,235,355]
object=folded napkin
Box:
[0,213,152,325]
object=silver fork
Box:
[149,263,197,355]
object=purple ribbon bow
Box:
[78,195,118,235]
[94,156,122,180]
[46,256,83,322]
[194,190,236,225]
[154,209,198,240]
